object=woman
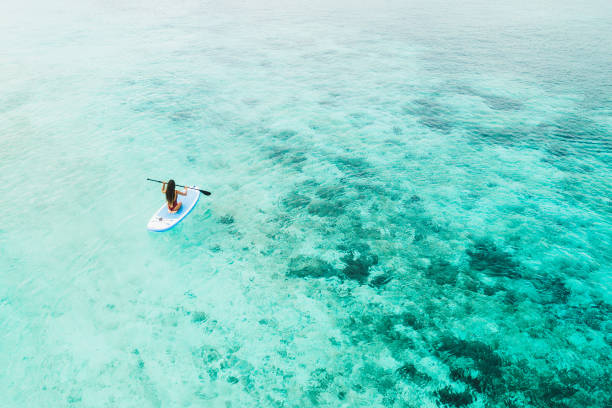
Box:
[162,179,188,213]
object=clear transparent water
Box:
[1,1,611,407]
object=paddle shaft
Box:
[147,178,211,196]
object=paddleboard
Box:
[147,186,200,232]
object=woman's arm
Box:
[176,186,188,196]
[161,182,167,193]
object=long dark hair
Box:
[166,179,176,203]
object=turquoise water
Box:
[1,0,611,406]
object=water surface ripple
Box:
[1,1,611,407]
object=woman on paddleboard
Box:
[162,179,188,213]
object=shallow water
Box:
[1,0,611,407]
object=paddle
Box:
[147,178,211,196]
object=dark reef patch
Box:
[505,364,612,408]
[305,368,334,404]
[567,301,611,331]
[341,305,429,353]
[481,94,523,111]
[333,156,375,178]
[396,363,430,384]
[369,274,393,288]
[436,386,474,407]
[307,200,346,217]
[470,127,526,147]
[218,215,235,224]
[466,239,520,278]
[532,276,570,305]
[341,252,378,283]
[315,185,345,200]
[535,377,579,408]
[436,335,504,395]
[268,146,308,169]
[401,313,426,330]
[348,220,385,241]
[537,114,612,156]
[425,259,459,286]
[358,364,396,400]
[190,311,208,323]
[282,192,311,209]
[287,256,336,279]
[450,367,485,393]
[419,116,455,133]
[352,180,388,196]
[403,99,454,133]
[267,146,290,160]
[502,290,520,306]
[451,84,523,111]
[286,152,308,166]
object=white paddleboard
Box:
[147,186,200,232]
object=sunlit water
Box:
[1,1,611,407]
